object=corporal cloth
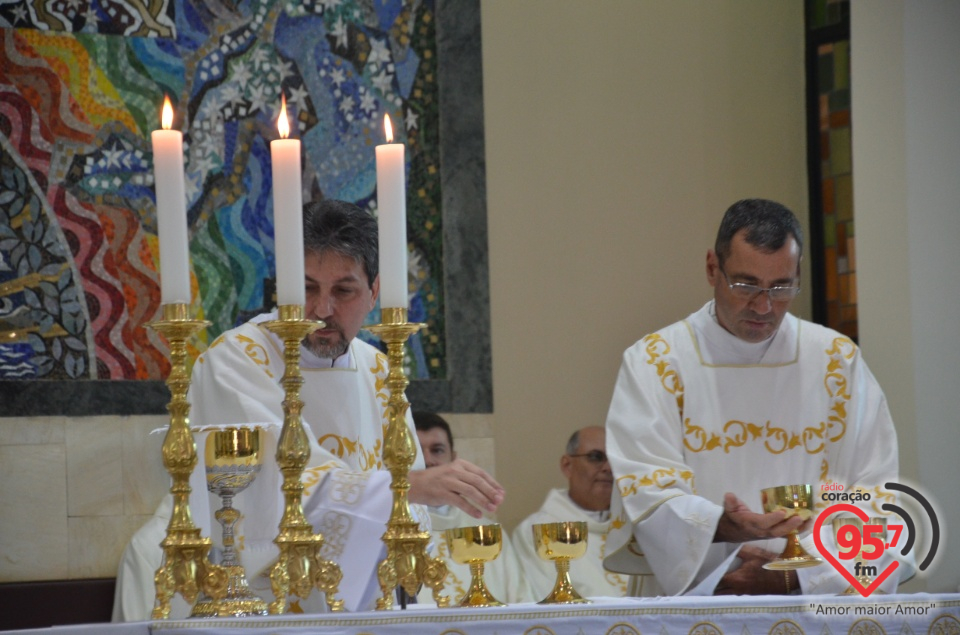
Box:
[416,505,533,605]
[113,312,426,620]
[514,488,659,600]
[604,301,913,595]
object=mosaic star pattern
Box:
[0,0,445,381]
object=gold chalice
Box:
[760,484,822,570]
[832,516,887,594]
[444,524,505,607]
[532,521,591,604]
[191,427,269,617]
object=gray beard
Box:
[304,336,349,360]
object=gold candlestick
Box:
[148,303,228,619]
[366,307,449,610]
[263,304,344,614]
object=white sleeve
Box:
[605,340,728,595]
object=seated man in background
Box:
[113,200,504,620]
[414,411,532,604]
[514,426,660,600]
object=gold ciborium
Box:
[832,516,887,595]
[532,521,591,604]
[191,427,269,617]
[760,484,823,570]
[445,524,505,608]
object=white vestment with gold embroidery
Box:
[415,504,533,605]
[513,488,656,600]
[604,302,912,595]
[112,312,427,620]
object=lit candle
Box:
[271,95,305,306]
[151,96,191,305]
[375,114,407,309]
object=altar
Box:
[12,594,960,635]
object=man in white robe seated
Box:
[604,198,914,596]
[514,426,659,600]
[112,200,504,620]
[413,411,533,604]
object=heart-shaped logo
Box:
[813,503,899,597]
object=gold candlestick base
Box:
[367,307,449,610]
[263,305,344,614]
[148,303,229,619]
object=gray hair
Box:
[714,199,803,269]
[565,430,580,456]
[302,199,379,288]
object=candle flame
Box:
[384,113,394,143]
[161,95,173,130]
[278,94,290,139]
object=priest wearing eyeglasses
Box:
[513,426,661,599]
[603,199,912,596]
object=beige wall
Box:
[853,0,960,593]
[481,0,809,530]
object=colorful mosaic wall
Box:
[810,0,856,340]
[0,0,445,381]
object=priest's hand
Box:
[714,545,798,595]
[408,458,505,518]
[713,493,808,543]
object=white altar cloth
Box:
[10,594,959,635]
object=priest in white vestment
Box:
[112,200,504,620]
[604,199,914,596]
[514,427,661,600]
[413,412,533,605]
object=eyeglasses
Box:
[720,269,800,302]
[567,450,608,464]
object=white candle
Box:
[271,95,305,306]
[151,96,191,305]
[375,114,407,309]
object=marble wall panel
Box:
[66,416,123,517]
[0,443,68,582]
[68,515,143,579]
[122,415,170,516]
[0,416,65,445]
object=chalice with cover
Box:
[832,516,887,594]
[444,524,505,607]
[532,521,591,604]
[760,484,822,570]
[190,426,269,617]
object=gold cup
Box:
[444,524,506,607]
[832,516,887,594]
[532,521,591,604]
[190,427,269,617]
[760,484,823,570]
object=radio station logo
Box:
[813,481,940,597]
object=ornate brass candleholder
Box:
[760,484,823,570]
[263,305,344,614]
[532,521,591,605]
[445,524,505,607]
[833,516,887,595]
[366,307,449,610]
[148,303,228,619]
[191,427,269,617]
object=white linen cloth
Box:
[113,312,427,620]
[604,301,914,595]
